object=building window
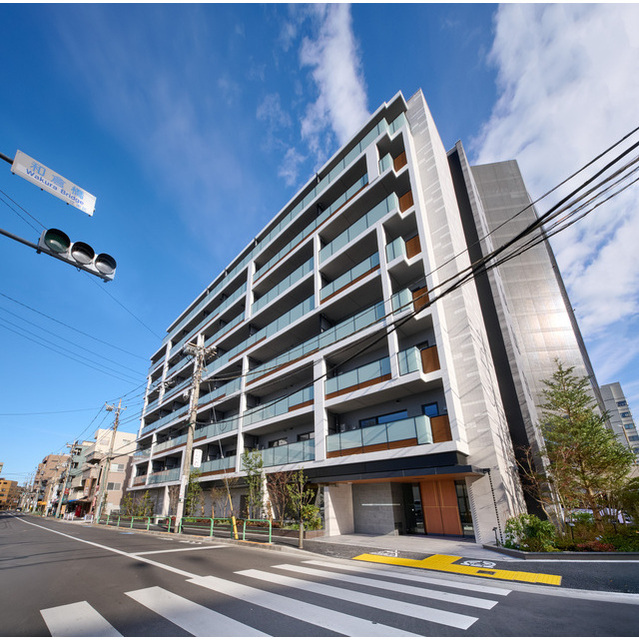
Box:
[624,423,635,430]
[628,435,639,442]
[360,410,408,429]
[617,401,627,407]
[106,482,121,491]
[297,432,313,442]
[422,402,439,418]
[621,412,631,418]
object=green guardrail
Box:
[100,514,151,530]
[242,518,272,543]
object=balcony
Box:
[154,434,187,454]
[246,300,388,386]
[147,468,180,485]
[142,406,189,436]
[320,253,380,302]
[325,357,391,399]
[244,386,314,427]
[259,440,315,468]
[132,474,147,486]
[194,416,240,442]
[397,345,440,376]
[198,377,242,407]
[134,447,152,459]
[198,456,236,476]
[252,258,314,314]
[326,415,432,458]
[319,193,398,263]
[385,234,421,263]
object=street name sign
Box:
[11,150,96,216]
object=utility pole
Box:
[54,443,76,519]
[174,344,216,527]
[94,399,124,523]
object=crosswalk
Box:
[40,559,511,636]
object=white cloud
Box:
[472,4,639,382]
[278,147,307,187]
[299,4,369,164]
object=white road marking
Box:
[189,574,421,637]
[126,586,268,636]
[273,562,498,609]
[304,559,513,596]
[41,601,122,637]
[135,544,226,555]
[237,568,478,630]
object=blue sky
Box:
[1,4,638,483]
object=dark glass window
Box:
[455,480,474,536]
[422,402,439,418]
[297,432,313,441]
[359,410,408,429]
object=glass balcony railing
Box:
[326,415,432,455]
[244,386,314,426]
[391,288,413,314]
[154,434,187,454]
[194,416,240,442]
[142,406,188,436]
[398,346,421,376]
[204,296,315,377]
[197,455,236,474]
[204,313,245,349]
[385,236,406,263]
[134,448,152,459]
[260,439,315,468]
[320,253,379,300]
[255,175,368,280]
[319,193,398,263]
[198,377,242,406]
[252,258,314,314]
[246,299,389,385]
[378,153,393,174]
[325,357,391,397]
[147,468,181,485]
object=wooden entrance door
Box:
[419,479,462,536]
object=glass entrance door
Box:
[402,483,425,534]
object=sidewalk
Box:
[301,532,514,561]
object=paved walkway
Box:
[302,533,514,561]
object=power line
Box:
[0,291,148,361]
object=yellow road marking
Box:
[353,553,562,586]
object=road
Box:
[1,513,637,636]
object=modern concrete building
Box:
[0,478,20,510]
[601,382,639,462]
[129,90,600,544]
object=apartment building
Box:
[0,479,20,510]
[601,382,639,462]
[130,90,599,544]
[29,454,69,514]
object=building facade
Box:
[129,90,600,544]
[601,382,639,463]
[0,479,20,510]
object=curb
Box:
[483,544,639,560]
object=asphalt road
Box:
[1,513,638,637]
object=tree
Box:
[266,470,294,523]
[538,361,635,528]
[184,470,203,517]
[287,468,320,529]
[241,450,264,519]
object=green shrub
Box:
[504,513,556,551]
[576,540,616,552]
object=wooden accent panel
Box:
[247,348,319,386]
[419,479,462,536]
[431,414,452,443]
[399,190,414,212]
[288,399,313,412]
[405,235,421,258]
[393,152,407,172]
[420,345,440,374]
[325,373,392,400]
[412,286,429,312]
[201,467,234,477]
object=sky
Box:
[1,4,638,484]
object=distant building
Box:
[129,90,602,543]
[0,478,20,510]
[29,454,69,514]
[600,382,639,462]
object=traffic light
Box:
[37,228,117,282]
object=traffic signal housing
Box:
[37,228,117,282]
